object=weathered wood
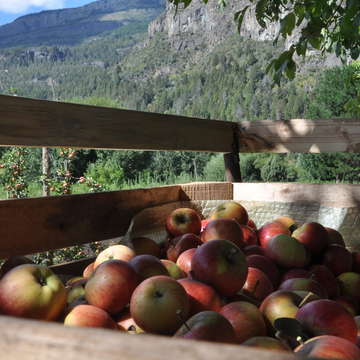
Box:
[224,152,242,182]
[240,118,360,153]
[0,315,295,360]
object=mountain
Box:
[0,0,165,48]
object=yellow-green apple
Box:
[166,208,202,236]
[94,244,135,268]
[132,237,161,257]
[243,245,265,257]
[201,219,245,248]
[178,278,222,316]
[166,233,202,262]
[176,248,196,275]
[294,335,360,360]
[257,222,290,249]
[128,254,168,281]
[130,275,189,335]
[161,259,186,280]
[246,254,280,288]
[66,278,86,305]
[325,227,346,247]
[64,304,119,330]
[239,224,258,246]
[337,272,360,301]
[292,222,329,255]
[281,269,310,283]
[83,261,95,279]
[279,278,327,298]
[242,336,290,351]
[0,256,34,278]
[242,267,274,302]
[264,234,309,269]
[220,301,267,343]
[114,309,144,333]
[174,310,236,343]
[191,239,248,297]
[309,264,340,299]
[296,299,357,343]
[209,201,248,225]
[0,264,67,321]
[322,244,353,276]
[273,216,298,233]
[85,259,139,315]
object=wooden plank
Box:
[50,256,95,276]
[0,95,235,152]
[0,315,296,360]
[179,182,233,201]
[240,118,360,153]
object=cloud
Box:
[0,0,65,14]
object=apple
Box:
[83,261,95,279]
[201,219,210,232]
[335,296,359,316]
[115,309,144,333]
[129,254,169,281]
[243,245,265,256]
[242,336,290,351]
[178,278,222,315]
[0,256,34,278]
[174,310,237,343]
[191,239,248,297]
[257,222,290,249]
[337,272,360,301]
[176,248,196,275]
[0,264,67,321]
[292,222,329,255]
[281,269,310,283]
[352,251,360,273]
[201,218,245,248]
[239,224,258,246]
[166,208,202,236]
[264,234,309,269]
[132,237,161,257]
[94,244,135,268]
[209,200,248,225]
[66,278,87,305]
[246,254,280,288]
[161,259,186,280]
[166,233,202,262]
[309,264,340,299]
[273,216,298,233]
[242,267,274,302]
[294,335,360,360]
[220,301,267,343]
[296,299,358,343]
[322,244,353,276]
[130,275,189,335]
[325,227,346,247]
[85,259,139,315]
[247,218,257,230]
[279,278,327,298]
[64,304,119,330]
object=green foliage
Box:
[203,154,226,181]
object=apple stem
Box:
[176,309,190,331]
[299,292,312,308]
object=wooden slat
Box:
[240,118,360,153]
[0,315,295,360]
[0,95,235,152]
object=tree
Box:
[169,0,360,83]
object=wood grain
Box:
[0,315,296,360]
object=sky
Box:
[0,0,95,25]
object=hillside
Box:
[0,0,164,48]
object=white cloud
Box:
[0,0,65,14]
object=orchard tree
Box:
[169,0,360,83]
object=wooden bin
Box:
[1,95,360,359]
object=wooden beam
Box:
[0,315,296,360]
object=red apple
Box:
[129,254,168,281]
[130,275,189,335]
[83,262,95,279]
[325,227,346,247]
[85,259,139,315]
[174,310,236,343]
[246,254,280,288]
[220,301,267,343]
[257,222,290,249]
[132,237,161,257]
[64,304,119,330]
[209,200,248,225]
[0,264,67,321]
[279,278,327,298]
[201,218,245,248]
[335,296,359,316]
[247,219,257,230]
[191,239,248,297]
[115,309,144,333]
[273,216,298,233]
[295,335,360,360]
[281,269,311,283]
[166,233,202,262]
[296,299,357,343]
[242,336,290,351]
[94,244,135,269]
[242,267,274,302]
[200,219,210,232]
[160,259,186,280]
[166,208,201,236]
[309,264,340,299]
[178,278,222,315]
[239,224,258,246]
[176,248,196,275]
[322,244,353,276]
[243,245,265,256]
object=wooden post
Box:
[224,123,242,182]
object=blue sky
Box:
[0,0,95,25]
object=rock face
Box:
[0,0,165,48]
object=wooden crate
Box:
[1,94,360,359]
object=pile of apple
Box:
[2,201,360,360]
